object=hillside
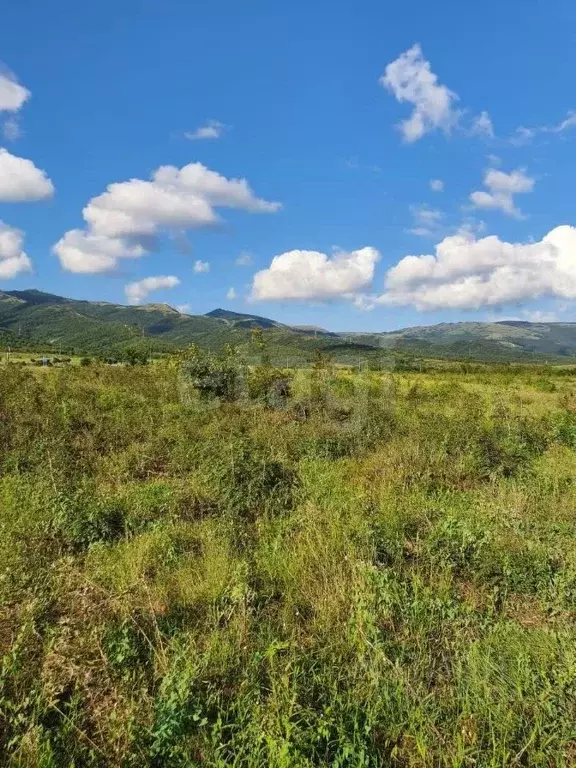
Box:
[340,320,576,361]
[2,289,576,363]
[0,290,386,363]
[205,307,290,330]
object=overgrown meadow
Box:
[2,349,576,766]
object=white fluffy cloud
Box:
[193,259,210,273]
[125,275,180,304]
[0,70,51,279]
[251,247,381,301]
[0,221,32,278]
[470,168,534,218]
[83,163,278,238]
[380,44,460,142]
[379,225,576,310]
[185,120,226,140]
[429,179,444,192]
[0,72,30,113]
[54,231,145,274]
[226,287,238,300]
[0,148,54,201]
[0,70,30,143]
[54,162,280,273]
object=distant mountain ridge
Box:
[205,308,291,330]
[341,320,576,359]
[0,290,378,362]
[1,289,576,362]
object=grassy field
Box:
[2,357,576,766]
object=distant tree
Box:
[80,357,92,367]
[124,346,148,366]
[312,350,332,371]
[251,327,271,367]
[394,355,418,372]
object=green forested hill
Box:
[0,290,385,363]
[3,289,576,363]
[341,320,576,361]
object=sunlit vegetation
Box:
[2,349,576,766]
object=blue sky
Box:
[1,0,575,331]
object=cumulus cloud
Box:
[0,71,30,113]
[54,162,280,273]
[0,221,32,278]
[125,275,180,304]
[380,44,460,142]
[0,148,54,201]
[226,287,238,300]
[429,179,444,192]
[471,111,494,138]
[378,225,576,310]
[408,204,444,237]
[0,69,30,143]
[54,231,146,274]
[82,164,279,238]
[185,120,226,140]
[251,247,380,301]
[469,168,534,218]
[193,259,210,273]
[0,71,51,272]
[176,303,191,314]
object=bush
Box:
[247,365,291,406]
[124,346,149,366]
[182,345,243,401]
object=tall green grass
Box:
[1,361,576,766]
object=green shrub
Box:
[183,345,243,401]
[247,365,291,407]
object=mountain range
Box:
[1,289,576,363]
